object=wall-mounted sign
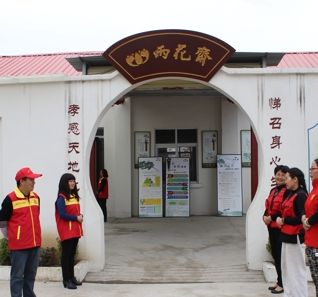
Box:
[104,29,235,84]
[217,154,243,216]
[166,157,190,217]
[202,130,218,168]
[138,157,163,217]
[240,130,251,167]
[308,123,318,191]
[134,131,151,168]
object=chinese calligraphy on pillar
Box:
[67,104,81,174]
[268,97,283,186]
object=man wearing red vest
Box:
[0,167,42,297]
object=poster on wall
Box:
[134,131,151,168]
[308,123,318,190]
[138,157,163,217]
[202,130,218,168]
[240,130,251,167]
[217,154,243,216]
[166,157,190,217]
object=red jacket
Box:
[305,179,318,247]
[264,186,286,228]
[7,188,41,250]
[55,193,83,241]
[281,192,303,236]
[97,177,108,199]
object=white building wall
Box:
[1,67,318,272]
[0,74,132,272]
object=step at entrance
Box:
[85,263,264,283]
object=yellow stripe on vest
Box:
[12,198,39,209]
[29,198,39,206]
[17,225,21,240]
[65,198,79,206]
[12,200,29,209]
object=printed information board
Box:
[138,157,163,217]
[165,157,190,217]
[217,154,243,216]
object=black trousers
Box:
[97,198,107,222]
[61,237,79,281]
[268,227,283,287]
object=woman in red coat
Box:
[55,173,83,289]
[276,167,308,297]
[263,165,289,294]
[96,169,109,222]
[303,158,318,297]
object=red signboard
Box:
[103,29,235,83]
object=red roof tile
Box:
[0,51,318,78]
[0,52,102,77]
[277,52,318,68]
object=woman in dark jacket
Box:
[55,173,83,289]
[263,165,289,294]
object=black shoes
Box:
[63,280,77,289]
[71,277,82,286]
[268,285,277,290]
[268,284,284,294]
[271,288,284,294]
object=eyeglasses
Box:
[309,168,318,171]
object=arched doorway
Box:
[84,75,262,281]
[78,29,277,274]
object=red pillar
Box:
[251,129,258,200]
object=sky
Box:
[0,0,317,56]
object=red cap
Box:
[15,167,43,181]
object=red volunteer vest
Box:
[7,188,41,250]
[97,177,108,199]
[55,193,83,241]
[265,186,286,228]
[281,192,303,236]
[305,179,318,247]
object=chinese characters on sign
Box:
[104,30,235,83]
[128,44,213,68]
[269,97,283,186]
[68,104,81,174]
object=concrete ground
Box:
[87,216,263,283]
[0,216,315,296]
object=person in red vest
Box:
[263,165,289,294]
[303,158,318,297]
[55,173,83,289]
[0,167,42,297]
[96,169,109,222]
[276,167,308,297]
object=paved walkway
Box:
[0,280,315,297]
[0,216,315,296]
[86,216,263,283]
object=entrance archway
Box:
[83,73,262,278]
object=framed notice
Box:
[202,130,218,168]
[134,131,151,168]
[240,130,251,167]
[308,123,318,191]
[138,157,163,217]
[217,154,243,216]
[166,157,190,217]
